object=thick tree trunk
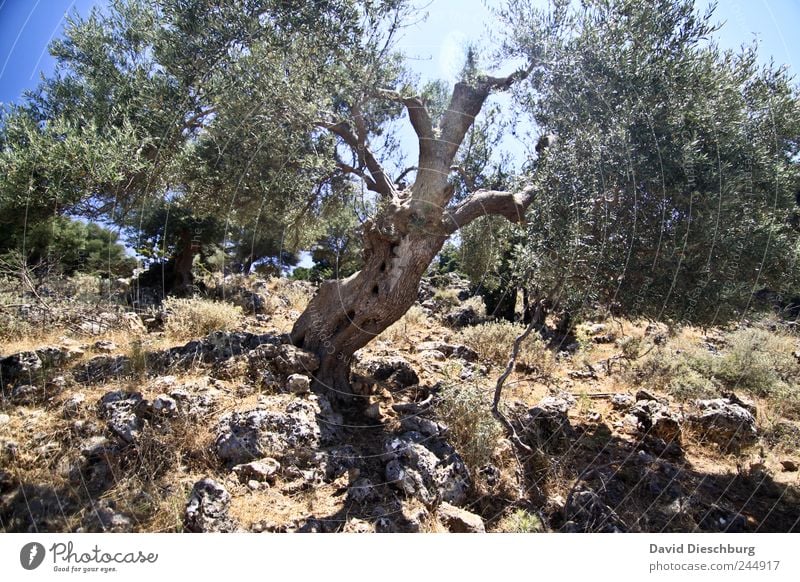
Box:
[293,66,538,401]
[291,211,447,401]
[172,228,198,295]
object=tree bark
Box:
[291,210,447,400]
[172,228,198,295]
[292,64,538,401]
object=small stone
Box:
[98,390,144,443]
[348,478,376,503]
[437,502,486,533]
[588,323,606,335]
[232,458,281,483]
[286,373,311,394]
[10,384,46,405]
[611,393,634,410]
[94,340,118,353]
[184,478,238,533]
[0,413,10,426]
[152,394,178,416]
[247,480,261,490]
[342,518,373,533]
[62,393,86,418]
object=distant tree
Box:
[500,0,800,325]
[1,215,135,279]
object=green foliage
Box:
[714,328,800,399]
[630,326,800,413]
[435,381,502,474]
[0,215,135,278]
[501,0,800,324]
[457,320,554,372]
[0,0,412,290]
[498,509,546,533]
[305,195,365,281]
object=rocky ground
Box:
[1,275,799,533]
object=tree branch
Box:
[376,89,434,143]
[442,184,536,234]
[335,159,379,193]
[316,120,395,197]
[417,63,535,206]
[491,317,537,455]
[394,166,417,185]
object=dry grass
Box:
[163,297,242,341]
[628,325,800,414]
[432,288,461,307]
[269,278,312,312]
[378,305,430,343]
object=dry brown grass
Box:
[377,305,430,344]
[163,297,242,341]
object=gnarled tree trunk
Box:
[290,65,542,401]
[291,218,447,400]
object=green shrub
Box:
[498,509,546,533]
[457,321,553,372]
[436,381,502,474]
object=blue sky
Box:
[1,0,800,106]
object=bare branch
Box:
[442,183,536,234]
[491,317,537,455]
[431,62,535,195]
[316,119,395,197]
[394,166,417,185]
[335,159,380,193]
[376,89,434,143]
[480,60,536,92]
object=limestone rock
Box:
[214,397,322,464]
[184,478,239,533]
[563,487,626,533]
[383,433,470,506]
[688,398,757,450]
[98,390,145,443]
[286,373,311,394]
[360,356,419,388]
[232,458,280,483]
[437,502,486,533]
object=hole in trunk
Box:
[371,285,379,295]
[380,262,387,272]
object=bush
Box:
[630,346,718,401]
[457,321,553,372]
[630,327,800,414]
[0,308,32,342]
[163,297,242,340]
[714,328,799,397]
[497,509,546,533]
[432,288,461,307]
[436,381,502,474]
